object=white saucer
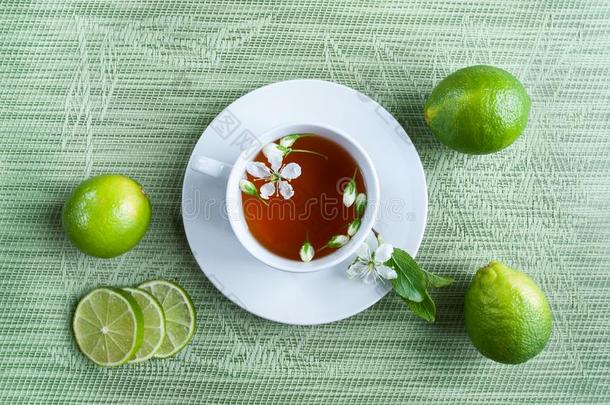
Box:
[182,79,427,325]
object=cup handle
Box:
[190,155,233,178]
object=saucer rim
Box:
[181,79,428,325]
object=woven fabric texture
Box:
[1,0,609,403]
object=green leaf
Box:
[388,248,426,303]
[387,248,449,322]
[422,269,454,288]
[402,290,436,322]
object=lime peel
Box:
[464,261,552,364]
[424,65,531,154]
[123,287,166,364]
[72,287,144,367]
[138,280,196,358]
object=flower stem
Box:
[257,195,269,206]
[290,149,328,160]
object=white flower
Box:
[262,143,285,171]
[246,144,301,200]
[347,239,397,284]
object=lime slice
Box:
[138,280,196,358]
[72,287,144,367]
[123,287,166,363]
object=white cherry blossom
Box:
[347,239,397,284]
[245,145,301,200]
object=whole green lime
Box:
[62,174,152,258]
[424,65,531,154]
[464,261,552,364]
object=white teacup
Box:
[191,123,380,273]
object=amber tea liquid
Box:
[243,134,365,261]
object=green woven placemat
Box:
[1,1,609,403]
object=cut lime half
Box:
[138,280,196,358]
[123,287,166,363]
[72,287,144,367]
